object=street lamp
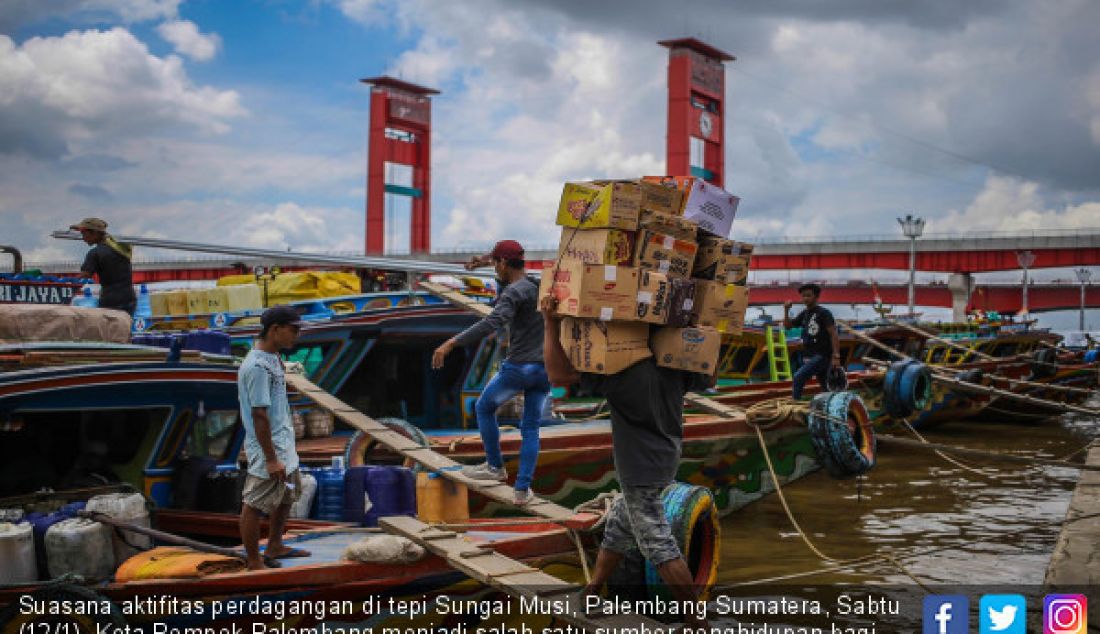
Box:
[1076,268,1091,331]
[897,214,925,318]
[1016,250,1036,316]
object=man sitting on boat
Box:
[784,283,842,400]
[238,305,310,569]
[431,240,550,506]
[540,295,712,631]
[71,217,136,315]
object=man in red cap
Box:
[432,240,549,506]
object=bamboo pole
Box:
[78,510,279,567]
[883,318,996,361]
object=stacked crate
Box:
[541,177,752,376]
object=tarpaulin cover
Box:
[216,271,361,305]
[0,305,131,344]
[114,546,246,582]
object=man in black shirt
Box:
[541,296,711,631]
[783,283,841,399]
[72,217,136,315]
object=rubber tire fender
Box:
[344,417,431,472]
[808,391,876,480]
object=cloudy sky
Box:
[2,0,1099,286]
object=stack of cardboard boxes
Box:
[540,177,752,376]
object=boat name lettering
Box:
[0,282,76,304]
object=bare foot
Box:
[246,558,267,571]
[264,546,311,559]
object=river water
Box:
[710,407,1099,630]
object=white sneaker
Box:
[514,489,532,506]
[462,462,508,482]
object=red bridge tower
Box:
[659,38,734,186]
[361,76,439,255]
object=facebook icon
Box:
[923,595,969,634]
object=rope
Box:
[749,423,931,590]
[712,510,1100,590]
[569,529,592,584]
[745,398,807,430]
[898,418,994,477]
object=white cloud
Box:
[933,175,1100,232]
[0,0,181,30]
[0,28,245,159]
[156,19,221,62]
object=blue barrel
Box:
[1085,349,1099,364]
[26,502,86,580]
[343,466,416,527]
[309,467,345,522]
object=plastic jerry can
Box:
[44,518,114,580]
[85,493,152,564]
[416,472,469,524]
[0,522,37,583]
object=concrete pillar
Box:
[948,273,974,322]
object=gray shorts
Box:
[242,469,302,515]
[600,484,682,567]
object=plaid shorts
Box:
[600,484,682,567]
[242,469,302,515]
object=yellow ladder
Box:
[766,326,793,382]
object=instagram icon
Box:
[1044,595,1087,634]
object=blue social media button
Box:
[981,594,1027,634]
[924,595,969,634]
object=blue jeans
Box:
[475,361,550,492]
[792,353,831,400]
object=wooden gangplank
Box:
[285,373,594,528]
[380,515,677,633]
[419,280,493,317]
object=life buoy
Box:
[883,359,932,418]
[808,391,876,479]
[641,483,720,600]
[1029,348,1058,380]
[344,417,430,471]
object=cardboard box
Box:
[635,270,672,325]
[634,230,699,279]
[651,326,722,374]
[539,260,640,321]
[637,180,683,216]
[725,255,750,286]
[638,209,696,241]
[694,237,753,284]
[557,227,636,266]
[556,182,641,231]
[693,281,749,335]
[682,179,739,238]
[667,277,697,327]
[560,317,652,375]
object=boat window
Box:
[0,408,169,498]
[187,410,240,461]
[464,337,501,391]
[337,335,469,429]
[929,347,948,364]
[721,345,759,377]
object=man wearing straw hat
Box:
[71,217,136,315]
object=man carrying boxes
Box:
[432,240,549,506]
[538,176,748,631]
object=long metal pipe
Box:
[0,245,23,273]
[51,231,488,277]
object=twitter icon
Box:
[981,594,1027,634]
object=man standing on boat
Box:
[540,296,712,631]
[784,283,842,400]
[431,240,549,506]
[238,305,310,569]
[71,217,136,315]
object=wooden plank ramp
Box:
[419,281,493,317]
[285,372,595,528]
[380,515,676,633]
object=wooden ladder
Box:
[380,515,676,633]
[765,326,792,382]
